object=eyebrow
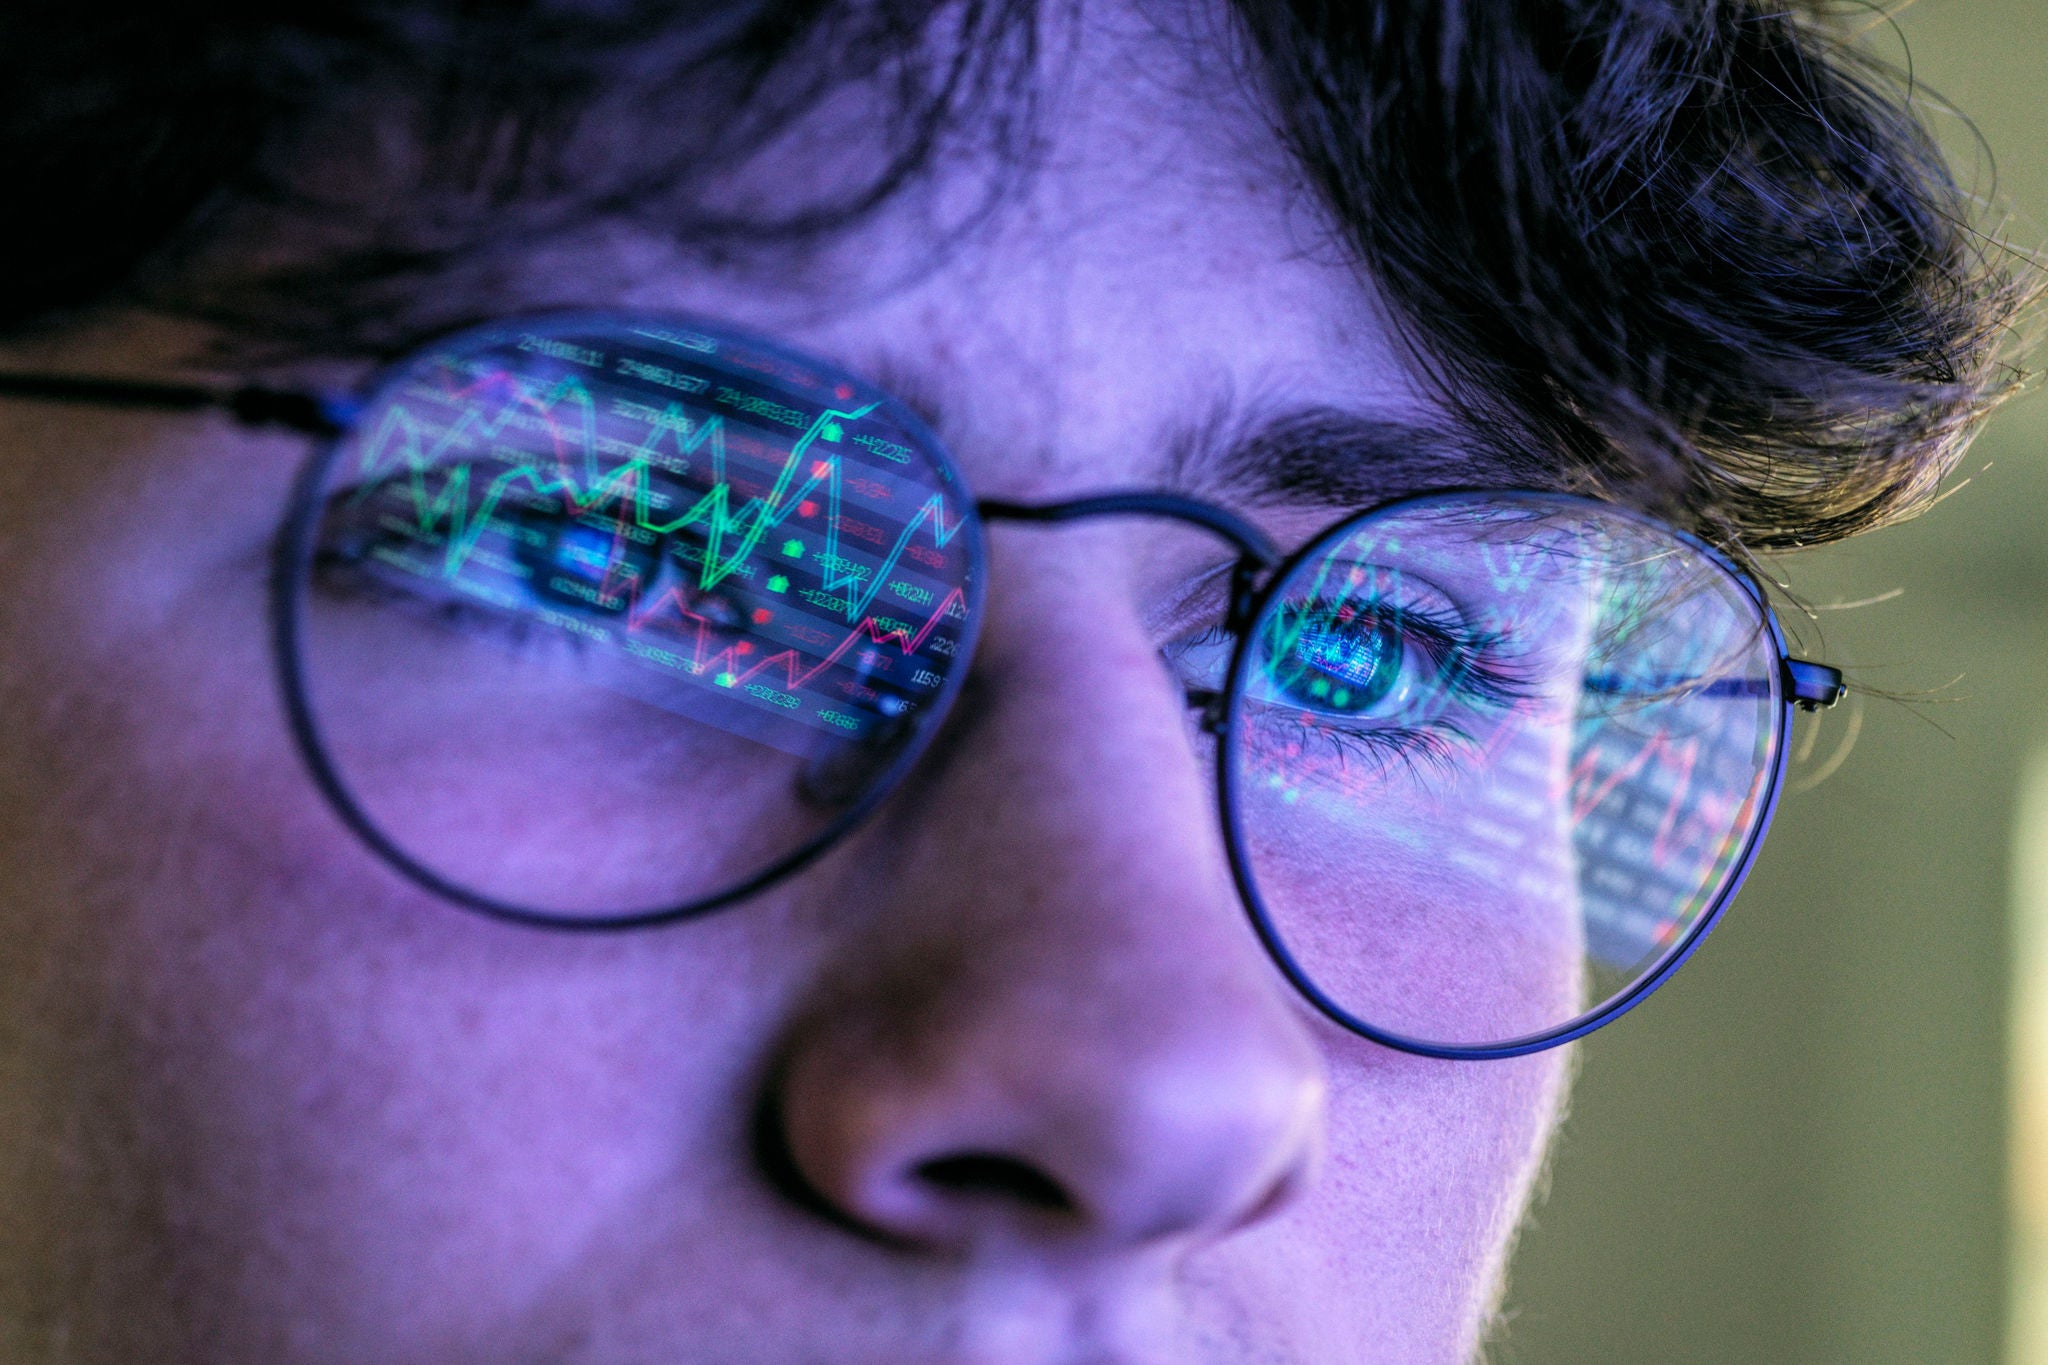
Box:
[0,359,1550,514]
[1187,405,1540,511]
[1170,402,1548,512]
[854,354,1547,514]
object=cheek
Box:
[28,779,809,1362]
[1233,720,1585,1048]
[1282,1044,1568,1358]
[296,603,858,917]
[141,919,784,1358]
[0,469,807,1357]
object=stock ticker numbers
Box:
[328,322,975,755]
[1228,499,1781,984]
[320,323,1783,980]
[1568,711,1768,971]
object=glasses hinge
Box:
[1785,659,1846,711]
[1183,686,1230,735]
[1226,559,1262,635]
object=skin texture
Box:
[0,8,1569,1362]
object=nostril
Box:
[913,1152,1076,1213]
[771,983,1325,1252]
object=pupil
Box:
[1281,609,1402,713]
[514,504,662,616]
[554,527,618,577]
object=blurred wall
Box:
[1500,3,2048,1361]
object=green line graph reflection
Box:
[293,318,980,917]
[1230,496,1780,1047]
[319,321,976,750]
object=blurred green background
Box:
[1501,2,2048,1361]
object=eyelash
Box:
[1203,595,1536,773]
[1253,709,1478,785]
[311,483,678,654]
[311,541,589,656]
[322,467,1534,783]
[1367,604,1528,710]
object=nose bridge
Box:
[949,511,1253,924]
[891,509,1295,1047]
[767,516,1327,1256]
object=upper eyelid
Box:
[1146,560,1240,644]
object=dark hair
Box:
[1,0,2033,549]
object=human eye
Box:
[309,454,768,662]
[316,465,615,648]
[298,420,962,775]
[1244,564,1534,776]
[278,317,1000,918]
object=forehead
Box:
[474,12,1448,509]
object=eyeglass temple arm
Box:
[1787,659,1846,711]
[977,492,1282,569]
[0,387,1285,573]
[0,378,1853,714]
[0,372,355,436]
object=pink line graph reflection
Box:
[349,363,970,630]
[628,585,969,695]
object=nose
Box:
[768,546,1327,1256]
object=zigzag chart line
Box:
[353,367,970,628]
[626,584,968,696]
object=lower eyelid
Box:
[1249,710,1471,775]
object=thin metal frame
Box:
[270,314,991,932]
[1213,489,1804,1060]
[0,315,1844,1058]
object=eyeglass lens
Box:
[283,316,982,921]
[1226,495,1782,1051]
[278,314,1789,1053]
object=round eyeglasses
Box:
[0,312,1843,1059]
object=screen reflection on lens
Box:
[1226,494,1781,1053]
[286,315,981,923]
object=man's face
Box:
[0,11,1568,1363]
